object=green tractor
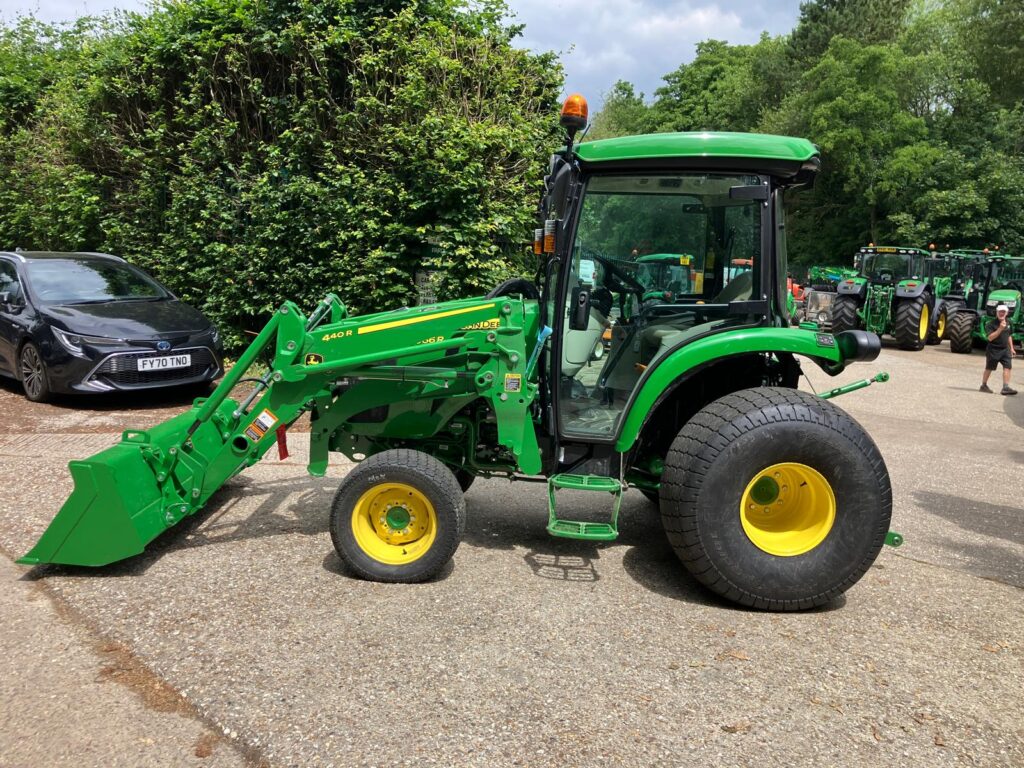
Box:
[830,245,946,350]
[946,255,1024,354]
[18,96,899,611]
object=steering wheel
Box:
[589,252,645,296]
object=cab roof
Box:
[574,132,820,180]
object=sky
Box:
[0,0,804,108]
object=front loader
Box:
[19,95,899,611]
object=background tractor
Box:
[830,245,942,350]
[946,255,1024,353]
[18,96,898,612]
[802,265,859,328]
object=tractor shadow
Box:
[914,490,1024,548]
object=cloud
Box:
[509,0,803,107]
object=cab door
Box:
[0,260,27,374]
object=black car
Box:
[0,251,223,401]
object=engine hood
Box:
[42,299,211,339]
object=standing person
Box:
[980,304,1018,395]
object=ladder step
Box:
[547,520,618,541]
[546,473,622,541]
[548,473,621,493]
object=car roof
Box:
[0,251,126,263]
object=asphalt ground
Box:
[0,341,1022,767]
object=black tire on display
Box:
[829,295,859,334]
[947,311,974,354]
[893,295,930,350]
[659,388,891,611]
[330,449,465,583]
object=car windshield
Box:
[24,259,168,304]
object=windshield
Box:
[863,253,913,282]
[992,259,1024,290]
[25,259,168,304]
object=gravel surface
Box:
[1,342,1022,767]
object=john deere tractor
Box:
[802,265,859,328]
[830,245,942,350]
[18,95,898,611]
[946,254,1024,353]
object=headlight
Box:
[52,328,124,358]
[818,312,828,322]
[210,326,220,345]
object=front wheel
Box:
[926,303,948,345]
[829,295,859,334]
[330,449,465,582]
[19,342,51,403]
[947,311,974,354]
[894,295,930,350]
[659,388,891,611]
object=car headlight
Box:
[52,328,124,358]
[210,326,220,345]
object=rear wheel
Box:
[19,342,51,403]
[947,311,974,354]
[330,449,465,582]
[830,295,859,334]
[894,295,930,350]
[660,388,891,611]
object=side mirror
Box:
[569,285,591,330]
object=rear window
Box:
[24,259,168,304]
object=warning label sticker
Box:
[504,373,522,393]
[244,408,278,442]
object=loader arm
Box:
[19,294,543,567]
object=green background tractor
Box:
[946,255,1024,353]
[19,99,897,612]
[830,246,940,350]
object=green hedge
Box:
[0,1,563,348]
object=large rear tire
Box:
[659,388,891,611]
[330,449,465,582]
[830,295,859,334]
[894,295,930,350]
[947,311,974,354]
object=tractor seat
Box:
[713,270,754,304]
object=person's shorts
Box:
[985,351,1012,371]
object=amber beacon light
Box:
[560,93,588,140]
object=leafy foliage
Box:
[0,0,562,347]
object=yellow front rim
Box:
[351,482,437,565]
[936,311,946,338]
[740,463,836,557]
[919,303,930,340]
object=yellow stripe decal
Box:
[357,303,497,335]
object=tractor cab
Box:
[857,246,926,284]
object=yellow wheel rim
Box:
[936,311,946,338]
[351,482,437,565]
[740,463,836,557]
[919,303,930,340]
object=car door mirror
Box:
[569,285,591,330]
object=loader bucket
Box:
[17,441,167,567]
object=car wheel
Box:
[19,342,51,403]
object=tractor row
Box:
[796,246,1022,355]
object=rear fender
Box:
[614,327,852,453]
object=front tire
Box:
[660,388,891,611]
[926,303,948,345]
[894,295,930,350]
[830,295,859,334]
[330,449,465,582]
[947,311,974,354]
[19,342,51,403]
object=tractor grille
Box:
[90,347,217,388]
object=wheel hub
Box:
[740,463,836,557]
[351,482,437,564]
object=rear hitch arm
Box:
[818,371,889,400]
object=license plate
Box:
[137,354,191,371]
